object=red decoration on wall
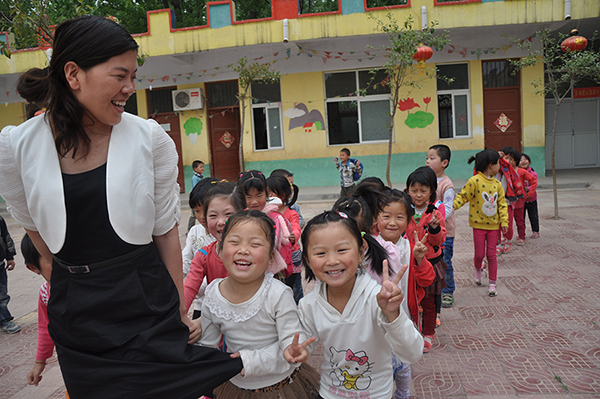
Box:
[220,131,235,148]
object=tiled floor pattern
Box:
[2,186,600,398]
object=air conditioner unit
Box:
[172,88,204,111]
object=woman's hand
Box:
[283,332,316,363]
[376,260,407,322]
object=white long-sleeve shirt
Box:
[298,271,423,399]
[200,274,303,389]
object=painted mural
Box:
[285,103,325,131]
[398,97,434,129]
[184,116,203,143]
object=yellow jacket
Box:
[454,172,509,230]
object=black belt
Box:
[53,244,153,274]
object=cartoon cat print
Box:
[329,346,373,391]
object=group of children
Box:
[21,145,540,399]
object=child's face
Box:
[192,205,206,228]
[339,151,349,163]
[206,196,236,241]
[221,220,273,286]
[377,201,409,244]
[27,256,53,283]
[408,183,432,209]
[489,160,501,176]
[194,164,205,175]
[504,154,517,168]
[305,222,364,292]
[519,155,530,169]
[426,149,447,177]
[245,187,267,211]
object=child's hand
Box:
[289,233,296,245]
[413,231,428,265]
[376,260,408,322]
[502,226,509,235]
[27,362,45,386]
[229,352,245,376]
[428,213,440,229]
[333,156,338,162]
[356,160,361,167]
[284,332,317,363]
[187,317,202,344]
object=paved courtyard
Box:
[2,171,600,398]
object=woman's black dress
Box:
[48,164,242,398]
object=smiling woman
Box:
[0,15,242,399]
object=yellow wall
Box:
[521,60,545,148]
[0,103,26,130]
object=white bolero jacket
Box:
[0,112,181,254]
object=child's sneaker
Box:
[441,293,454,308]
[488,283,497,297]
[516,238,525,246]
[503,241,512,253]
[475,269,482,286]
[496,245,503,256]
[531,232,540,239]
[423,335,434,353]
[436,314,441,328]
[0,320,21,334]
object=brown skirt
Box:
[424,258,448,296]
[214,363,321,399]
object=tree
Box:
[229,56,280,172]
[508,29,600,219]
[368,13,450,187]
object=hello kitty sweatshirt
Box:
[298,271,423,399]
[454,172,509,230]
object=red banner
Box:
[573,87,600,99]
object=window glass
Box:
[206,81,238,108]
[482,60,518,88]
[251,81,281,104]
[366,0,408,7]
[327,101,359,145]
[438,94,453,139]
[124,92,137,115]
[268,108,282,147]
[359,69,390,96]
[325,72,356,98]
[148,88,174,114]
[454,95,469,136]
[437,64,469,90]
[360,100,390,141]
[253,107,268,150]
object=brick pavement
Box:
[2,182,600,398]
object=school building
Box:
[1,0,599,191]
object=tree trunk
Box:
[239,99,246,173]
[386,114,394,188]
[551,102,560,219]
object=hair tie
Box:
[361,232,365,237]
[337,212,348,219]
[220,179,228,182]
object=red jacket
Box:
[405,203,447,261]
[517,167,538,202]
[183,241,228,310]
[407,241,435,329]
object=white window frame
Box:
[325,69,393,146]
[251,84,284,151]
[437,63,472,139]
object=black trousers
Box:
[523,200,539,233]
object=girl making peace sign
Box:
[298,211,423,399]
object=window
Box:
[437,64,471,139]
[251,81,283,151]
[325,69,391,145]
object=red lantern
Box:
[414,44,433,76]
[561,29,587,53]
